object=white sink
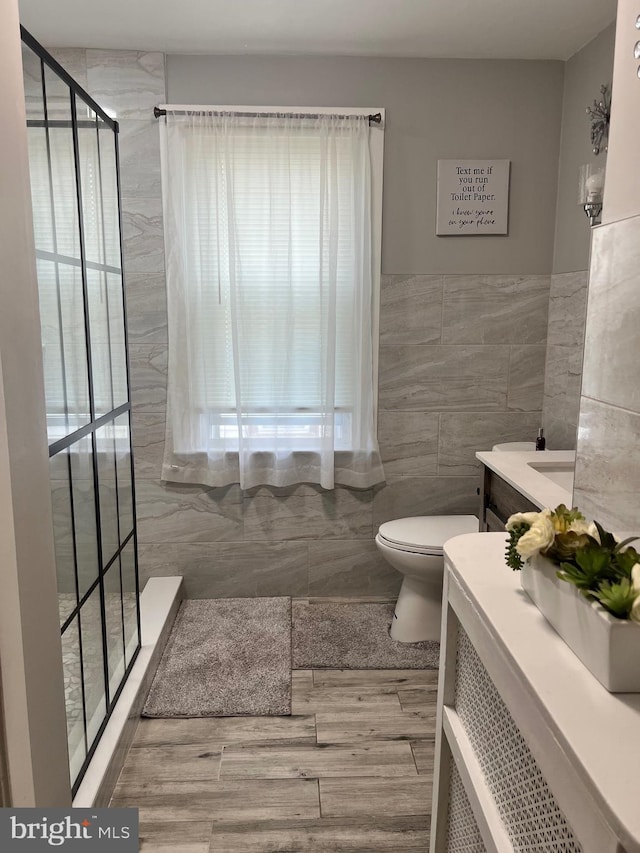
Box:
[527,461,575,492]
[476,449,576,510]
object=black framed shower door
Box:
[21,27,141,795]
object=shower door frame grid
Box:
[21,26,142,796]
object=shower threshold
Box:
[72,577,183,807]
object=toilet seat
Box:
[377,515,478,555]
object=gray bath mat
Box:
[143,597,292,717]
[292,601,440,669]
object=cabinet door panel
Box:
[481,467,539,531]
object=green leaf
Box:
[556,561,591,588]
[546,530,591,561]
[559,504,584,522]
[505,522,529,571]
[556,548,615,591]
[611,546,640,580]
[575,547,611,576]
[550,504,585,531]
[594,520,617,551]
[591,578,637,619]
[614,536,640,554]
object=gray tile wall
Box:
[53,50,550,598]
[376,273,547,530]
[573,215,640,531]
[541,270,589,449]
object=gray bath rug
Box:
[292,601,440,669]
[142,597,292,717]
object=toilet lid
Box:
[378,515,478,553]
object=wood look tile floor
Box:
[111,609,437,852]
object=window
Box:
[160,108,385,490]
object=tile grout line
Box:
[218,743,226,781]
[409,741,421,775]
[206,819,215,853]
[316,777,323,819]
[439,274,445,345]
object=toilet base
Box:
[390,575,442,643]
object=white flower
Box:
[630,564,640,624]
[567,519,600,541]
[516,511,555,560]
[506,511,543,532]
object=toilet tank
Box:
[491,441,536,452]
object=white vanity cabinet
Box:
[430,532,640,853]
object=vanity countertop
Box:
[444,531,640,852]
[476,448,575,511]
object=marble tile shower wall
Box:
[133,273,548,598]
[541,271,589,449]
[50,49,550,597]
[573,215,640,532]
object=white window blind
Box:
[160,109,385,490]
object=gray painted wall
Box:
[552,24,615,275]
[601,0,640,225]
[167,54,564,275]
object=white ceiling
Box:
[18,0,616,61]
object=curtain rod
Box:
[153,105,382,124]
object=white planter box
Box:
[520,555,640,692]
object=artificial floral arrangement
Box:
[505,504,640,622]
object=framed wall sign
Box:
[436,159,510,235]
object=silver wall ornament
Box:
[586,84,611,155]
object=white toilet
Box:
[376,441,535,644]
[376,515,478,643]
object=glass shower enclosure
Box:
[20,28,141,794]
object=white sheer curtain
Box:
[160,110,385,490]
